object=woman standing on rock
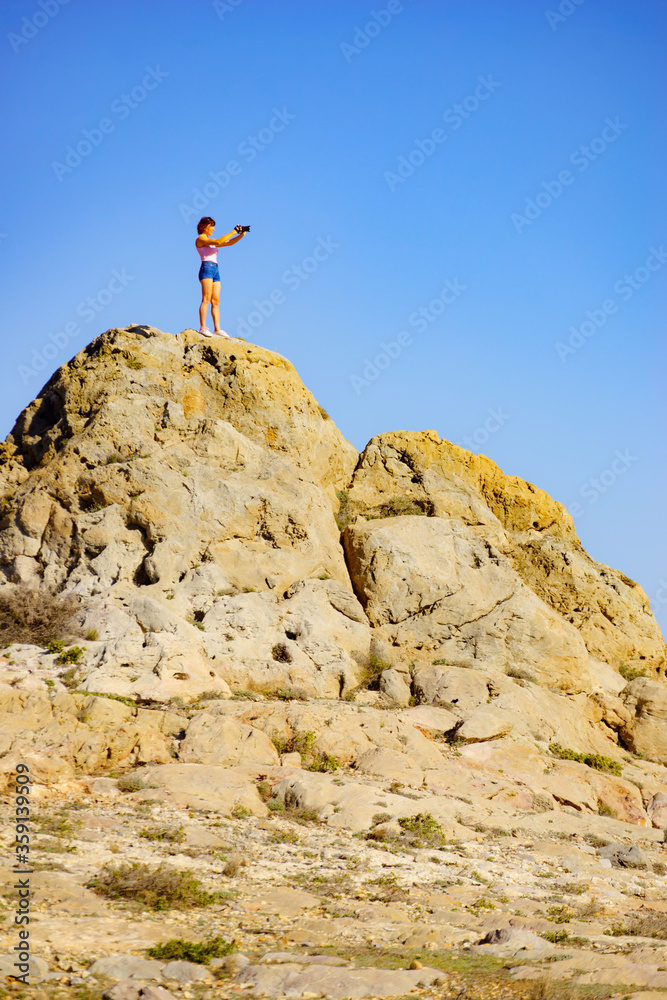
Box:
[195,217,246,338]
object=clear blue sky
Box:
[1,0,665,634]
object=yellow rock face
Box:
[342,430,666,679]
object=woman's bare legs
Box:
[211,281,222,332]
[199,278,213,329]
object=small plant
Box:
[308,753,342,773]
[231,805,250,820]
[318,573,331,580]
[505,664,536,682]
[48,640,66,655]
[597,802,618,818]
[352,651,391,690]
[397,812,447,848]
[271,729,316,757]
[548,743,622,776]
[85,629,99,641]
[432,658,450,666]
[618,661,646,683]
[546,905,573,923]
[372,812,392,826]
[57,645,86,664]
[318,406,330,420]
[147,937,234,963]
[335,489,353,532]
[87,862,218,910]
[117,774,147,793]
[270,829,299,844]
[540,929,570,944]
[126,357,144,370]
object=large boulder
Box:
[343,514,591,693]
[343,431,666,678]
[620,677,667,760]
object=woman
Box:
[195,217,246,337]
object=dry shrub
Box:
[87,862,218,910]
[611,911,667,939]
[0,584,79,647]
[528,977,577,999]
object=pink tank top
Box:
[196,240,218,262]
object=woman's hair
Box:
[197,216,216,234]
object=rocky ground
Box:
[0,326,666,999]
[1,687,667,1000]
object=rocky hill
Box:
[0,325,666,999]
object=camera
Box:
[235,224,251,233]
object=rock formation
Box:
[1,325,667,994]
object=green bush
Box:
[548,743,622,776]
[87,862,218,910]
[397,812,447,847]
[147,937,234,963]
[57,645,86,664]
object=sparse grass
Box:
[117,773,149,793]
[368,496,430,518]
[352,650,391,690]
[147,937,234,963]
[367,872,409,902]
[271,686,308,701]
[548,743,622,776]
[33,814,80,838]
[78,690,137,707]
[86,862,218,910]
[85,628,99,641]
[557,882,587,895]
[526,978,578,999]
[506,664,536,682]
[604,912,667,938]
[230,805,250,820]
[139,826,185,843]
[618,661,646,683]
[0,584,80,648]
[597,802,618,818]
[126,357,144,370]
[269,829,299,845]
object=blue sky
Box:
[1,0,665,633]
